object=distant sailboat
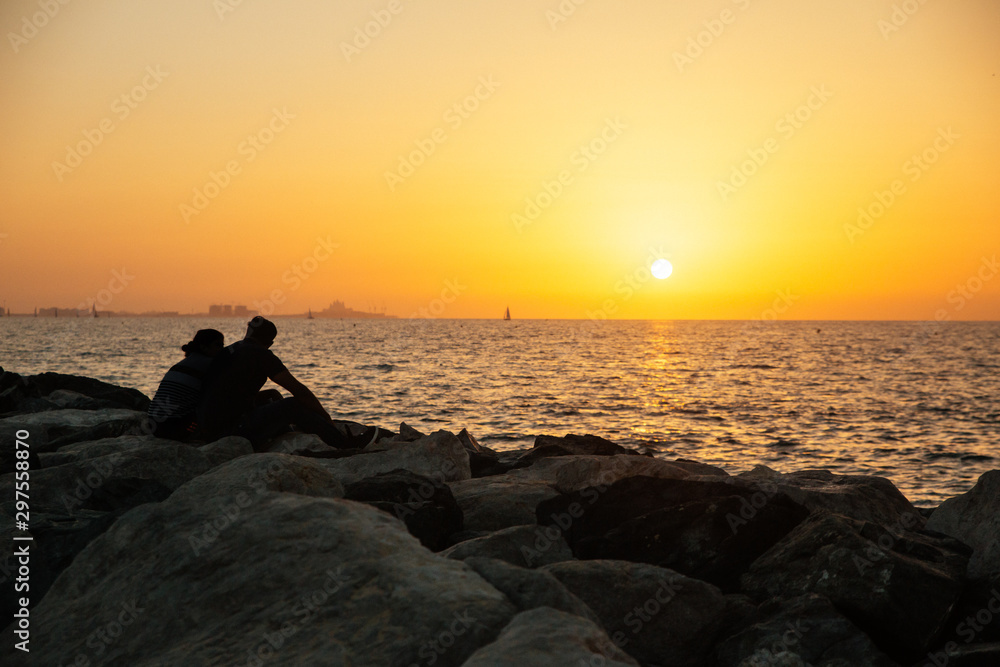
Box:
[307,308,314,320]
[503,306,511,321]
[92,303,98,318]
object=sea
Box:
[2,317,998,507]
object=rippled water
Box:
[2,317,998,506]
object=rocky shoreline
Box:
[2,368,1000,666]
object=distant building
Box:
[209,304,251,317]
[315,300,392,319]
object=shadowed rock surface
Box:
[461,607,640,667]
[2,371,996,666]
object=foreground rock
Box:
[464,557,601,625]
[928,470,1000,581]
[462,607,639,667]
[0,368,150,416]
[317,429,471,485]
[4,370,999,666]
[713,594,898,667]
[542,560,729,667]
[742,511,969,661]
[5,482,517,665]
[343,469,463,550]
[537,475,811,592]
[442,524,574,568]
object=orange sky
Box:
[1,0,998,320]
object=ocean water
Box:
[2,317,998,506]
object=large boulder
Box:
[741,511,969,662]
[542,560,729,667]
[928,470,1000,580]
[3,491,518,665]
[317,429,471,485]
[442,524,574,568]
[1,439,246,515]
[714,594,898,667]
[264,431,336,456]
[343,469,462,550]
[462,607,639,667]
[464,557,600,624]
[536,475,810,591]
[0,409,146,456]
[517,433,640,465]
[738,466,923,529]
[450,477,560,533]
[24,371,151,411]
[507,454,707,494]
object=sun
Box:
[651,259,673,280]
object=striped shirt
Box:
[148,353,214,424]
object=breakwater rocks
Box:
[2,368,1000,666]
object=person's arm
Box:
[270,369,332,420]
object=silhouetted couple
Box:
[147,316,378,450]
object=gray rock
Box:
[442,524,574,568]
[741,511,967,661]
[450,477,560,532]
[927,469,1000,580]
[37,434,181,467]
[738,466,922,529]
[464,557,600,625]
[198,436,254,467]
[542,559,728,667]
[714,594,898,667]
[461,607,639,667]
[264,431,336,456]
[1,438,247,515]
[343,469,462,551]
[0,408,145,453]
[3,492,516,665]
[507,454,699,494]
[169,453,345,508]
[318,429,471,486]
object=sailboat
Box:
[503,306,511,321]
[92,303,98,318]
[306,308,314,320]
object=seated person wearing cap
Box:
[197,316,377,450]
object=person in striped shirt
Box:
[147,329,225,441]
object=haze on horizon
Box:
[1,0,998,321]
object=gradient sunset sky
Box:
[1,0,998,320]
